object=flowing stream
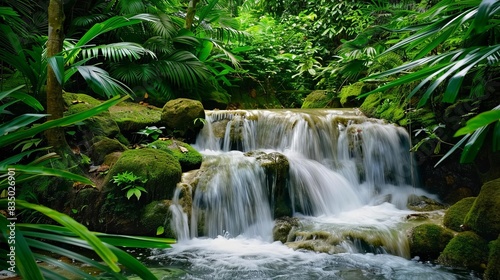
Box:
[147,109,478,279]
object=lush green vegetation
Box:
[1,0,499,278]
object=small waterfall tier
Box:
[171,109,441,257]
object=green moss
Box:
[201,90,231,110]
[443,197,476,231]
[108,101,162,133]
[104,148,182,201]
[228,91,283,109]
[339,82,366,107]
[63,92,102,107]
[438,231,489,271]
[90,137,127,164]
[148,140,203,172]
[464,178,500,240]
[141,200,175,237]
[485,235,500,280]
[409,223,454,260]
[301,90,335,108]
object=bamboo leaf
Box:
[4,165,94,186]
[0,114,47,136]
[434,134,471,167]
[47,56,65,85]
[493,121,500,152]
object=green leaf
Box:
[455,109,500,136]
[0,95,129,148]
[3,165,94,186]
[10,200,121,272]
[47,56,65,86]
[156,226,165,236]
[460,126,489,163]
[126,189,134,200]
[0,215,43,279]
[434,134,471,167]
[493,121,500,152]
[0,114,47,136]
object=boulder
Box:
[160,98,205,142]
[438,231,489,272]
[273,216,299,243]
[443,197,476,232]
[108,101,162,134]
[63,92,120,141]
[301,90,336,109]
[409,223,454,261]
[407,194,446,212]
[89,137,127,164]
[485,235,500,280]
[148,140,202,172]
[463,178,500,240]
[246,151,292,218]
[201,90,231,110]
[141,200,175,237]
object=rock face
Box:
[409,223,454,261]
[463,178,500,240]
[438,231,489,272]
[246,151,292,218]
[443,197,476,232]
[161,98,205,142]
[273,216,299,243]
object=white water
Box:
[158,109,476,279]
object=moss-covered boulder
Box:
[141,200,175,237]
[104,148,182,201]
[463,178,500,240]
[160,98,205,142]
[409,223,454,261]
[273,216,299,243]
[485,235,500,280]
[148,140,202,172]
[89,137,128,164]
[108,101,162,134]
[338,82,368,107]
[438,231,489,271]
[301,90,336,108]
[443,197,476,232]
[407,194,446,212]
[63,92,120,140]
[246,151,291,218]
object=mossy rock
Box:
[141,200,175,237]
[438,231,489,271]
[89,137,127,164]
[463,178,500,240]
[148,140,202,172]
[273,216,299,243]
[301,90,335,108]
[104,148,182,202]
[108,101,162,134]
[338,82,367,107]
[409,223,454,261]
[485,235,500,280]
[62,92,120,140]
[443,197,476,232]
[160,98,205,141]
[407,194,446,212]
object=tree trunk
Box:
[46,0,68,152]
[185,0,200,30]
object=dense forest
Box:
[1,0,499,278]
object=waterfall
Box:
[171,109,439,256]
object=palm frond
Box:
[80,42,157,62]
[154,51,210,88]
[147,12,179,39]
[143,36,176,54]
[76,66,133,98]
[111,62,159,85]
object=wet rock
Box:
[247,151,292,218]
[148,139,202,172]
[161,98,205,142]
[141,200,175,237]
[463,178,500,240]
[272,216,299,243]
[409,223,454,261]
[443,197,476,232]
[438,231,489,272]
[407,194,446,211]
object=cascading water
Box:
[153,109,477,280]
